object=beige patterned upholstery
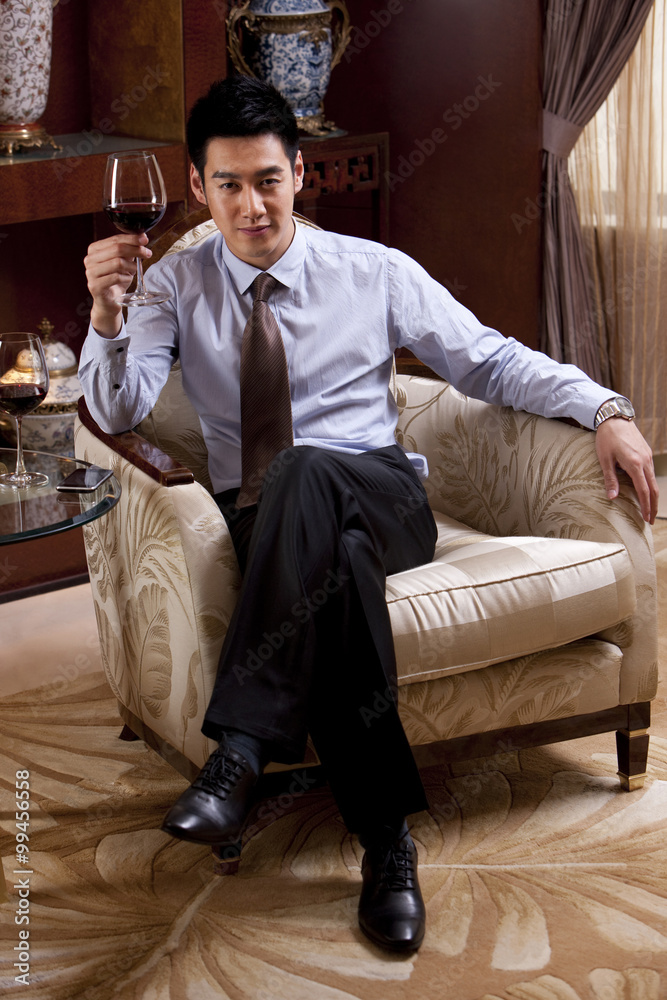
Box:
[74,217,658,789]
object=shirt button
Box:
[116,346,124,353]
[112,383,120,390]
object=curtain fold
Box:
[541,0,655,381]
[571,1,667,453]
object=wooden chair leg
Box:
[616,727,649,791]
[119,724,140,742]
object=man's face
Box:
[190,134,304,270]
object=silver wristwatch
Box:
[594,396,635,430]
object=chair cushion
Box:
[389,512,636,685]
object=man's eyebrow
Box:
[210,165,286,179]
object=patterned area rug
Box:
[1,523,667,1000]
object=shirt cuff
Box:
[84,319,131,357]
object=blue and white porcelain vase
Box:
[227,0,350,136]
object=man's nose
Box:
[241,187,265,219]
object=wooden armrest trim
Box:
[77,397,195,487]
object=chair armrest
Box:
[395,374,658,704]
[77,396,195,488]
[396,375,647,545]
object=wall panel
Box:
[324,0,543,347]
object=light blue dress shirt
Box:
[78,222,613,493]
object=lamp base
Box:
[0,123,62,156]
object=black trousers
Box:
[203,444,438,832]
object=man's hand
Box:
[84,234,151,338]
[595,418,659,524]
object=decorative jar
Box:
[227,0,350,136]
[0,0,60,155]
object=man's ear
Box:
[190,162,208,206]
[293,150,304,196]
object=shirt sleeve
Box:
[78,263,179,434]
[385,248,612,429]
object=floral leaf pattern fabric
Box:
[74,372,656,772]
[1,660,666,998]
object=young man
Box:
[81,76,658,953]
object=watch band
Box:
[594,396,635,430]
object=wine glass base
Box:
[0,472,49,490]
[118,291,171,307]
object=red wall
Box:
[324,0,543,348]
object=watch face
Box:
[595,396,636,428]
[616,397,635,417]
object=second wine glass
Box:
[0,333,50,489]
[103,150,170,307]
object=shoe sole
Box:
[160,818,245,848]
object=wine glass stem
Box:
[136,255,147,297]
[14,416,26,478]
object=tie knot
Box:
[252,272,279,303]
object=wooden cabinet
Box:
[0,1,389,599]
[0,1,218,600]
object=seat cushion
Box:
[389,513,636,685]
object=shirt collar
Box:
[221,219,307,295]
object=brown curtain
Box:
[571,2,667,453]
[541,0,655,382]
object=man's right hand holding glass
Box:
[84,233,152,339]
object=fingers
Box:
[84,235,153,337]
[84,234,151,293]
[595,420,659,524]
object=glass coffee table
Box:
[0,448,121,544]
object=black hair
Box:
[186,75,300,181]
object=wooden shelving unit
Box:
[0,0,224,600]
[0,0,389,600]
[0,137,187,227]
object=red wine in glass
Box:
[103,151,170,307]
[0,383,47,417]
[105,202,166,235]
[0,333,50,489]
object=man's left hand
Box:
[595,418,659,524]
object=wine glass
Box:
[0,333,50,489]
[103,150,169,307]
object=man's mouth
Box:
[240,225,270,236]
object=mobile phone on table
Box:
[56,466,113,493]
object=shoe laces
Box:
[371,838,417,892]
[193,749,247,800]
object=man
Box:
[81,76,658,953]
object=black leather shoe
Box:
[161,745,258,846]
[358,828,425,952]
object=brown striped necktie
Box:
[236,272,293,507]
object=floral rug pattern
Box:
[0,520,666,999]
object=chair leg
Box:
[616,726,650,791]
[118,724,140,742]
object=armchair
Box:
[73,214,658,821]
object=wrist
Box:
[90,303,123,340]
[594,396,635,430]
